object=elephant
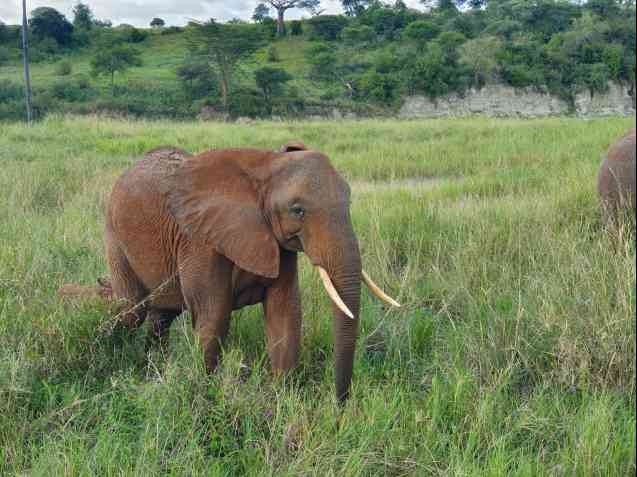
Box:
[597,128,636,227]
[104,142,400,402]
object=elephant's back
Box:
[106,158,181,291]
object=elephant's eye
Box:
[290,205,305,218]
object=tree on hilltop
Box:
[252,3,272,22]
[30,7,74,46]
[73,2,93,30]
[150,17,165,28]
[341,0,371,16]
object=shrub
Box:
[260,18,277,39]
[127,27,148,43]
[228,87,263,118]
[0,47,8,66]
[267,45,280,62]
[161,26,184,35]
[49,80,93,101]
[355,68,401,105]
[0,80,23,103]
[176,58,217,98]
[584,62,611,93]
[343,25,375,46]
[55,61,72,76]
[308,15,349,41]
[290,20,303,36]
[403,20,440,44]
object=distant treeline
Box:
[0,0,635,120]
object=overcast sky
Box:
[1,1,424,27]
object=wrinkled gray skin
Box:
[598,128,636,228]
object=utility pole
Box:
[21,0,33,124]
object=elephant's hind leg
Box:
[145,309,180,353]
[106,235,149,330]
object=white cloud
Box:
[1,0,424,27]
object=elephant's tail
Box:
[58,277,114,302]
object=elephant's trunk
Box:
[311,215,362,403]
[329,260,361,402]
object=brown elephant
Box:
[104,142,399,401]
[598,128,636,227]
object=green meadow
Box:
[0,116,635,476]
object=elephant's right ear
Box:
[279,140,307,153]
[165,154,280,278]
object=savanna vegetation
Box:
[0,0,635,121]
[0,116,635,475]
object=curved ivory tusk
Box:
[362,270,401,308]
[317,267,354,319]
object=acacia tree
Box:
[91,42,142,92]
[188,20,263,111]
[29,7,74,46]
[73,2,93,30]
[264,0,321,36]
[341,0,371,16]
[252,3,271,22]
[150,17,165,28]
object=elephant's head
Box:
[167,142,399,401]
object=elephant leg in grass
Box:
[145,309,180,354]
[263,250,302,373]
[105,228,149,330]
[180,251,234,372]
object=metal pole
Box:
[21,0,33,124]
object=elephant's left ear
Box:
[165,153,280,278]
[279,140,307,153]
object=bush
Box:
[0,47,9,66]
[343,25,375,46]
[55,61,72,76]
[228,87,263,118]
[355,69,401,105]
[308,15,349,41]
[260,18,277,39]
[176,58,217,99]
[49,79,93,102]
[161,26,184,35]
[403,20,440,44]
[290,20,303,36]
[267,45,280,62]
[0,80,23,103]
[584,62,611,93]
[126,27,148,43]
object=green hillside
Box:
[1,0,635,121]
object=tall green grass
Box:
[0,116,635,475]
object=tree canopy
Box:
[29,7,74,46]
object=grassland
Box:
[0,116,635,476]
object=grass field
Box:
[0,116,635,476]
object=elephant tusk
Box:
[362,270,401,308]
[317,267,354,319]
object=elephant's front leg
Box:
[180,252,234,373]
[263,250,302,373]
